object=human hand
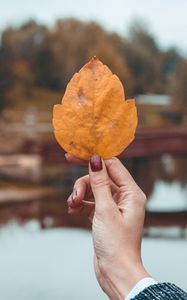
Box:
[67,155,149,300]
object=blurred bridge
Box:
[33,127,187,164]
[1,125,187,234]
[124,127,187,158]
[1,123,187,159]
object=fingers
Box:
[89,156,116,213]
[67,175,90,208]
[68,200,95,221]
[67,174,119,221]
[68,199,95,222]
[65,153,136,188]
[66,155,132,218]
[82,200,95,222]
[68,206,83,215]
[67,175,95,220]
[65,153,88,166]
[105,157,137,188]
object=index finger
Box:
[66,154,136,188]
[65,153,88,166]
[104,157,137,188]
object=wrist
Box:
[100,259,150,300]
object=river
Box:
[0,180,187,300]
[0,191,187,300]
[0,223,187,300]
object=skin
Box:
[66,154,150,300]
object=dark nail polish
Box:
[90,155,102,172]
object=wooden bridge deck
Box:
[0,188,187,231]
[2,124,187,158]
[34,127,187,165]
[0,126,187,231]
[124,127,187,158]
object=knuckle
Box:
[74,178,80,186]
[74,178,82,186]
[95,201,115,218]
[75,175,88,186]
[91,177,110,189]
[97,202,111,214]
[105,157,118,168]
[136,188,147,206]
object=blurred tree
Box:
[33,19,130,93]
[0,17,186,114]
[0,41,15,112]
[159,48,180,94]
[0,20,47,105]
[170,59,187,108]
[123,20,163,95]
[128,20,159,54]
[124,21,183,98]
[2,20,46,61]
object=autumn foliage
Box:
[0,18,186,113]
[53,57,137,159]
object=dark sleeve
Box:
[132,283,187,300]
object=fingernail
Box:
[90,155,102,172]
[72,188,77,201]
[65,153,68,159]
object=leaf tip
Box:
[86,56,101,69]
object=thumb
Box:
[89,155,114,212]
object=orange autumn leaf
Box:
[52,57,137,160]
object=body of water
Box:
[148,180,187,211]
[0,222,186,300]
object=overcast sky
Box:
[0,0,187,55]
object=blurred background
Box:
[0,0,187,299]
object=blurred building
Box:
[136,94,185,127]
